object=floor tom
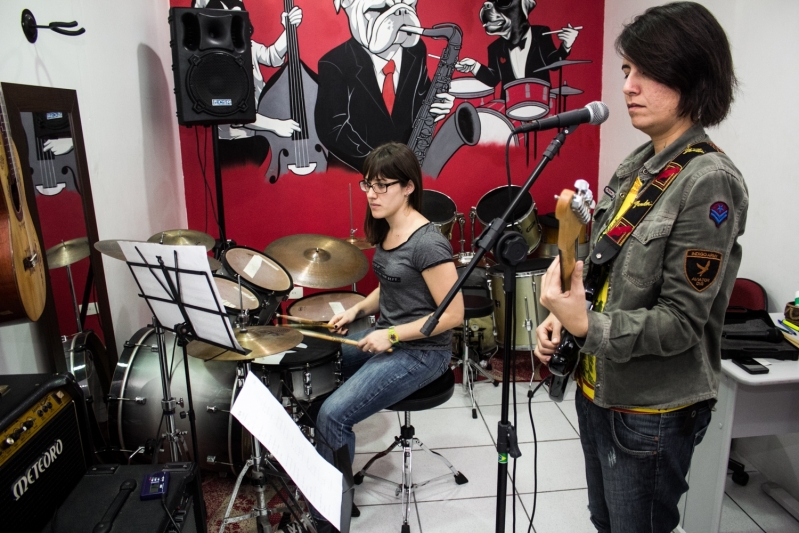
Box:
[475,185,542,254]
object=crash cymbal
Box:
[148,229,215,251]
[46,237,91,269]
[346,235,375,250]
[533,59,591,72]
[94,239,140,261]
[95,239,222,271]
[186,326,303,361]
[265,234,369,289]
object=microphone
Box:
[512,101,609,134]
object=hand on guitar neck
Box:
[533,182,595,379]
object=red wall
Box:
[172,0,605,297]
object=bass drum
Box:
[108,327,245,473]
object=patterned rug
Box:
[203,473,296,532]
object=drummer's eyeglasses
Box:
[359,180,401,194]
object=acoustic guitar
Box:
[257,0,327,183]
[547,180,595,401]
[0,88,47,322]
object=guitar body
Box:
[257,61,327,183]
[0,123,47,322]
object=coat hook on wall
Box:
[21,9,86,44]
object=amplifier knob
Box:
[23,418,34,430]
[37,409,43,417]
[3,436,14,447]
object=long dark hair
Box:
[362,143,423,245]
[616,2,737,127]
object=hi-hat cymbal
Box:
[346,235,375,250]
[265,234,369,289]
[187,326,303,361]
[148,229,215,251]
[533,59,592,72]
[46,237,91,269]
[551,85,584,96]
[95,239,222,271]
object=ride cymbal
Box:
[186,326,302,361]
[148,229,215,251]
[46,237,91,269]
[265,234,369,289]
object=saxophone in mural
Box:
[402,23,480,177]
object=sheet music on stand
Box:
[120,241,244,353]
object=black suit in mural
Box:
[474,26,569,88]
[315,37,432,172]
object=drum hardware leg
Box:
[457,212,466,255]
[303,365,313,398]
[154,319,181,462]
[469,208,478,252]
[127,445,145,464]
[207,405,230,414]
[106,394,147,405]
[523,296,537,387]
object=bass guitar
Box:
[0,87,47,322]
[257,0,327,183]
[546,179,595,401]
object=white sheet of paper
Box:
[328,302,346,315]
[119,241,243,352]
[250,342,308,365]
[232,373,342,528]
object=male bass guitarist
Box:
[533,3,748,532]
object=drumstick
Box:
[298,329,393,353]
[541,26,583,35]
[276,314,335,328]
[284,323,336,330]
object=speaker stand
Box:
[212,125,227,246]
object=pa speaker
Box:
[169,8,256,126]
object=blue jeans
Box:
[315,328,451,465]
[575,392,712,533]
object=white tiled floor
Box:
[346,378,799,532]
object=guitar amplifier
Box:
[47,462,205,533]
[0,373,92,533]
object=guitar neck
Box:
[555,189,581,291]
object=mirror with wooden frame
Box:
[0,83,117,410]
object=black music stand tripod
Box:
[422,125,578,533]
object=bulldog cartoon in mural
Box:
[315,0,455,171]
[455,0,579,88]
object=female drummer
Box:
[534,3,748,532]
[312,142,463,528]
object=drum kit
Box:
[90,226,374,531]
[448,59,592,157]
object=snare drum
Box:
[475,185,542,254]
[477,100,520,146]
[108,327,247,472]
[504,78,550,121]
[421,190,457,239]
[213,273,266,325]
[287,291,371,334]
[251,336,342,402]
[450,78,495,106]
[221,246,293,322]
[489,258,553,350]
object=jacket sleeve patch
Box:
[709,201,729,227]
[684,249,723,292]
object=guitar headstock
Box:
[554,179,595,291]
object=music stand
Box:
[122,241,245,533]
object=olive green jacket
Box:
[580,123,748,410]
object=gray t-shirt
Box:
[372,223,453,349]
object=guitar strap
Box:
[590,141,720,267]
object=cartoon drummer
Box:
[455,0,579,88]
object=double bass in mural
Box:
[195,0,590,180]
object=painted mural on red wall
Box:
[171,0,605,297]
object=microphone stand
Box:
[421,124,579,533]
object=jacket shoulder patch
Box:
[684,249,723,292]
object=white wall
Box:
[0,0,186,374]
[603,0,799,501]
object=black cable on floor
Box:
[527,375,551,533]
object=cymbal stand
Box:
[457,212,465,255]
[469,208,477,252]
[236,274,250,328]
[218,362,317,533]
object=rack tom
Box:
[475,185,542,254]
[421,190,457,240]
[221,246,293,322]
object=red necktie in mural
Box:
[382,60,396,115]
